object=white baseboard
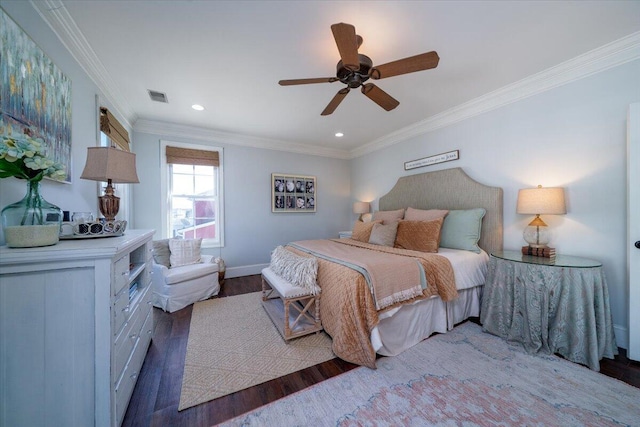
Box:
[225,263,268,279]
[614,324,628,350]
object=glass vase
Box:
[1,180,62,248]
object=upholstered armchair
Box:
[151,238,220,313]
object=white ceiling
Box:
[36,1,640,157]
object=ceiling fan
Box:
[278,22,440,116]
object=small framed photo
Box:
[272,173,316,213]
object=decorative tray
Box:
[59,220,127,239]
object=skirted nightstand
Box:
[480,250,618,371]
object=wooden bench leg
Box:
[261,272,323,341]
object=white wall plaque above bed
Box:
[404,150,459,171]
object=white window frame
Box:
[159,139,224,248]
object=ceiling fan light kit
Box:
[279,22,439,116]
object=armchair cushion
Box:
[157,255,219,285]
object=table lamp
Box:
[80,147,140,221]
[353,201,370,222]
[516,185,566,248]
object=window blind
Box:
[99,107,130,151]
[165,146,220,167]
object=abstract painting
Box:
[1,8,72,182]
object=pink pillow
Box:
[404,207,449,222]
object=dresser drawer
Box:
[115,338,138,425]
[114,255,130,296]
[115,309,152,426]
[138,305,154,353]
[113,289,130,336]
[113,304,144,381]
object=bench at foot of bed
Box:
[261,267,322,341]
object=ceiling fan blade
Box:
[331,23,360,71]
[279,77,338,86]
[361,83,399,111]
[321,88,350,116]
[369,51,440,80]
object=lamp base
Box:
[523,224,551,248]
[98,180,120,221]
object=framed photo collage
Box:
[271,173,316,213]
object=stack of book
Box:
[522,246,556,259]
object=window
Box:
[160,141,224,247]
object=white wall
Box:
[351,60,640,344]
[0,4,132,245]
[132,130,351,275]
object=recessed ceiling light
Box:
[335,132,344,137]
[191,104,205,111]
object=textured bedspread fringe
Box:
[289,241,426,310]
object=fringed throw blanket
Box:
[286,239,457,368]
[289,240,425,310]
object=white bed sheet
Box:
[371,249,489,356]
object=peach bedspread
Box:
[287,239,456,368]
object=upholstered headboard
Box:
[378,167,503,255]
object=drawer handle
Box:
[147,329,152,335]
[130,372,138,381]
[122,306,130,313]
[130,333,137,340]
[147,300,152,305]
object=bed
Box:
[283,167,503,368]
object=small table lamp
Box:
[353,201,370,222]
[516,185,566,248]
[80,147,140,221]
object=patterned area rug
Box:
[178,292,334,411]
[220,322,640,426]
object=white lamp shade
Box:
[516,186,566,215]
[353,201,370,214]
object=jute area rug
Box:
[179,292,334,411]
[220,322,640,426]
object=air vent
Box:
[147,90,168,103]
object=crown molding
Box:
[27,0,639,160]
[134,119,351,160]
[29,0,136,129]
[350,31,640,159]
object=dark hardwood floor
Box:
[122,274,640,427]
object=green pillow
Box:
[439,208,486,253]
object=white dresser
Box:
[0,229,155,427]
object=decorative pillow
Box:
[352,219,383,242]
[440,208,486,253]
[372,208,405,225]
[394,218,444,253]
[368,221,399,247]
[404,207,449,222]
[152,239,171,268]
[269,246,319,293]
[169,238,203,267]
